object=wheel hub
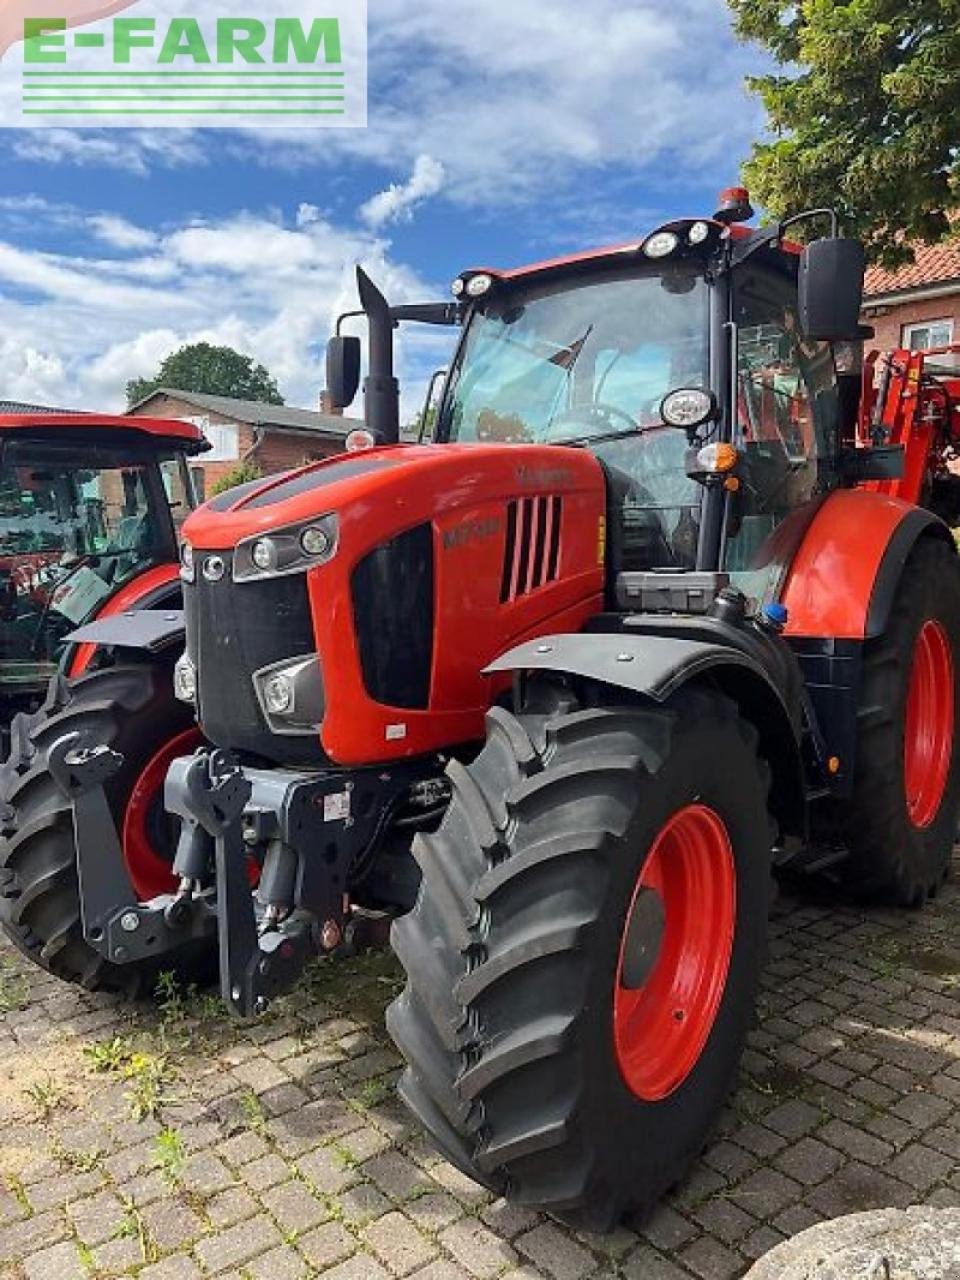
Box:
[613,803,736,1102]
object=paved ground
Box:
[0,859,958,1280]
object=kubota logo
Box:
[0,0,366,127]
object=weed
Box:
[23,1076,68,1118]
[153,1128,186,1186]
[155,970,185,1022]
[5,1172,31,1216]
[74,1237,95,1273]
[115,1196,156,1264]
[239,1089,265,1131]
[124,1051,173,1122]
[349,1077,391,1112]
[328,1141,358,1170]
[0,959,29,1013]
[84,1035,132,1074]
[52,1141,102,1174]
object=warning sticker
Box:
[323,790,351,822]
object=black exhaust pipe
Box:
[357,266,400,445]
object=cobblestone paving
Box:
[0,858,957,1280]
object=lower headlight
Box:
[262,673,293,715]
[174,652,196,703]
[252,655,324,734]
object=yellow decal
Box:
[597,515,606,566]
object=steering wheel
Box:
[544,402,641,442]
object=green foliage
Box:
[83,1035,173,1121]
[153,1128,186,1185]
[209,459,264,497]
[0,958,29,1013]
[729,0,960,264]
[126,341,283,407]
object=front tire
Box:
[0,663,209,994]
[387,686,772,1229]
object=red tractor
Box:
[0,412,210,983]
[3,190,960,1228]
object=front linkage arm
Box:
[46,732,217,964]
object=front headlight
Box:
[173,652,196,703]
[252,655,324,734]
[233,513,339,583]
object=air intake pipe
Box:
[357,265,400,445]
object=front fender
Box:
[67,608,185,656]
[486,631,806,839]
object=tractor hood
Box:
[182,442,605,551]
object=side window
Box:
[725,265,839,594]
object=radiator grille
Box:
[500,496,563,603]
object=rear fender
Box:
[486,632,806,839]
[781,490,953,641]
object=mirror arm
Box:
[730,207,840,269]
[389,302,463,326]
[335,310,364,336]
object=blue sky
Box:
[0,0,767,417]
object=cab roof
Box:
[0,412,209,454]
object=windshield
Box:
[440,269,711,570]
[0,440,175,688]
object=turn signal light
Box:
[696,442,739,473]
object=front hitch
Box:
[165,749,313,1016]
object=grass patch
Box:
[115,1196,157,1264]
[239,1089,266,1131]
[83,1035,174,1121]
[0,958,30,1013]
[153,1128,186,1186]
[23,1076,69,1119]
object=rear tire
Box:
[387,686,772,1229]
[834,538,960,906]
[0,664,211,995]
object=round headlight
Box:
[466,273,493,297]
[180,543,194,572]
[660,387,717,430]
[263,673,293,715]
[451,276,465,297]
[688,221,710,245]
[643,231,679,259]
[300,525,331,557]
[251,539,274,571]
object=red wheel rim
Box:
[614,804,736,1101]
[122,727,204,900]
[904,619,954,829]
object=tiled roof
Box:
[127,388,358,436]
[864,242,960,297]
[0,398,78,413]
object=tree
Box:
[126,342,284,407]
[729,0,960,264]
[209,460,263,497]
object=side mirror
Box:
[798,238,866,341]
[325,335,361,409]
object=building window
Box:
[902,318,954,350]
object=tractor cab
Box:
[0,413,207,730]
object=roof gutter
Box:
[862,278,960,310]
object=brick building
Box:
[861,242,960,352]
[126,388,360,498]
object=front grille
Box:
[184,552,321,765]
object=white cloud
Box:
[359,154,445,228]
[296,202,321,228]
[0,199,449,420]
[88,214,158,251]
[5,0,764,212]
